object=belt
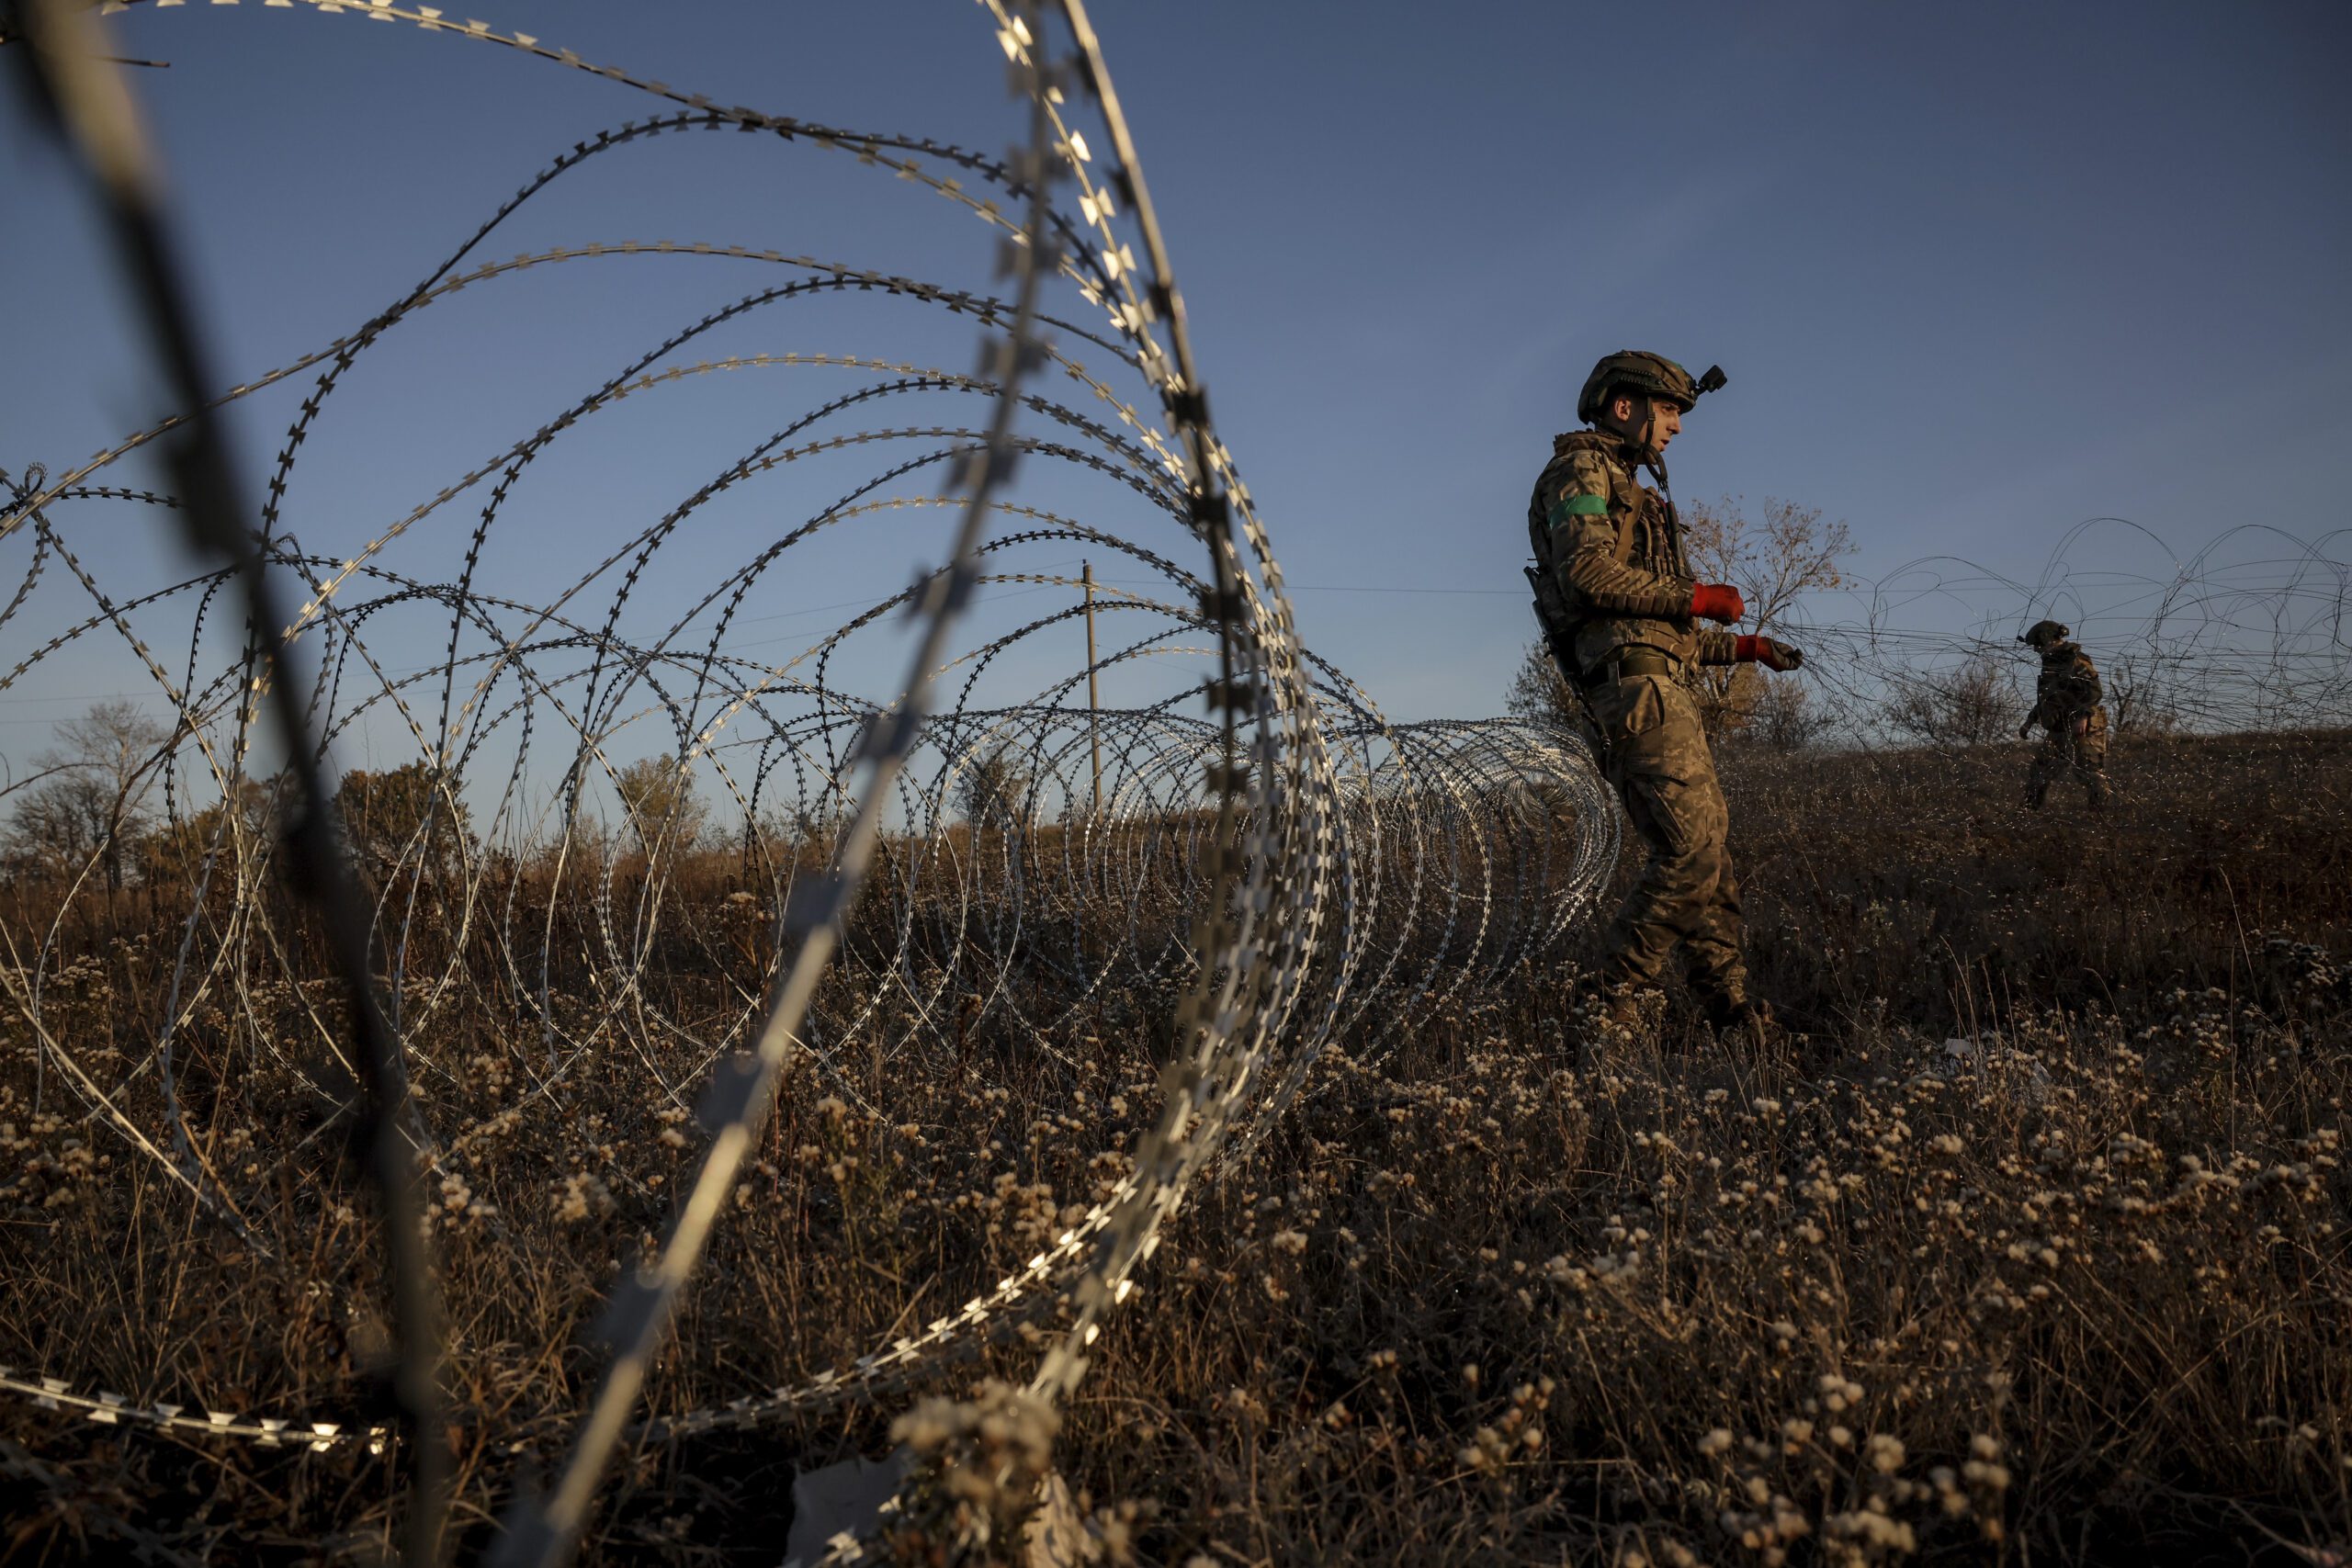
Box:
[1580,647,1678,689]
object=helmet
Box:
[2020,620,2070,649]
[1577,351,1720,425]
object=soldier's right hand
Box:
[1690,582,1746,624]
[2017,716,2036,740]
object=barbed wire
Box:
[0,1,1621,1560]
[1758,520,2352,746]
[5,0,455,1555]
[18,4,2337,1560]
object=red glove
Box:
[1690,582,1745,624]
[1736,634,1804,671]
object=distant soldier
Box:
[2018,620,2109,810]
[1525,351,1805,1043]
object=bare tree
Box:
[1883,652,2025,748]
[2,774,108,881]
[1743,677,1829,752]
[2104,650,2183,735]
[1680,496,1850,739]
[1504,640,1580,733]
[3,699,170,890]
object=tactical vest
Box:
[1527,430,1698,671]
[2035,648,2108,733]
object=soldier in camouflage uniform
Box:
[1525,352,1804,1041]
[2018,620,2109,810]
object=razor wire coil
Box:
[0,0,1623,1555]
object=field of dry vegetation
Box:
[3,728,2347,1565]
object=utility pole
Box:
[1082,560,1102,816]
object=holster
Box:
[1526,564,1606,757]
[1524,564,1575,672]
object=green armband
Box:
[1546,493,1610,526]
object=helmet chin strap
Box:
[1616,396,1663,472]
[1623,398,1691,576]
[1632,398,1670,491]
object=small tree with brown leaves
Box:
[334,761,469,879]
[614,753,708,853]
[958,743,1035,830]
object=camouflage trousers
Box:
[2027,717,2109,810]
[1586,671,1747,1009]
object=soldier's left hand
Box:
[1735,634,1804,672]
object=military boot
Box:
[1702,995,1782,1055]
[1569,982,1659,1070]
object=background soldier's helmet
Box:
[2021,620,2071,649]
[1577,351,1702,425]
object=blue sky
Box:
[5,0,2347,772]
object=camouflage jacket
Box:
[1528,428,1738,677]
[2030,644,2107,732]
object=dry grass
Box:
[1,730,2346,1564]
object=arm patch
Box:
[1546,493,1611,526]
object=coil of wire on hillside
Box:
[0,0,1621,1559]
[1764,521,2352,747]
